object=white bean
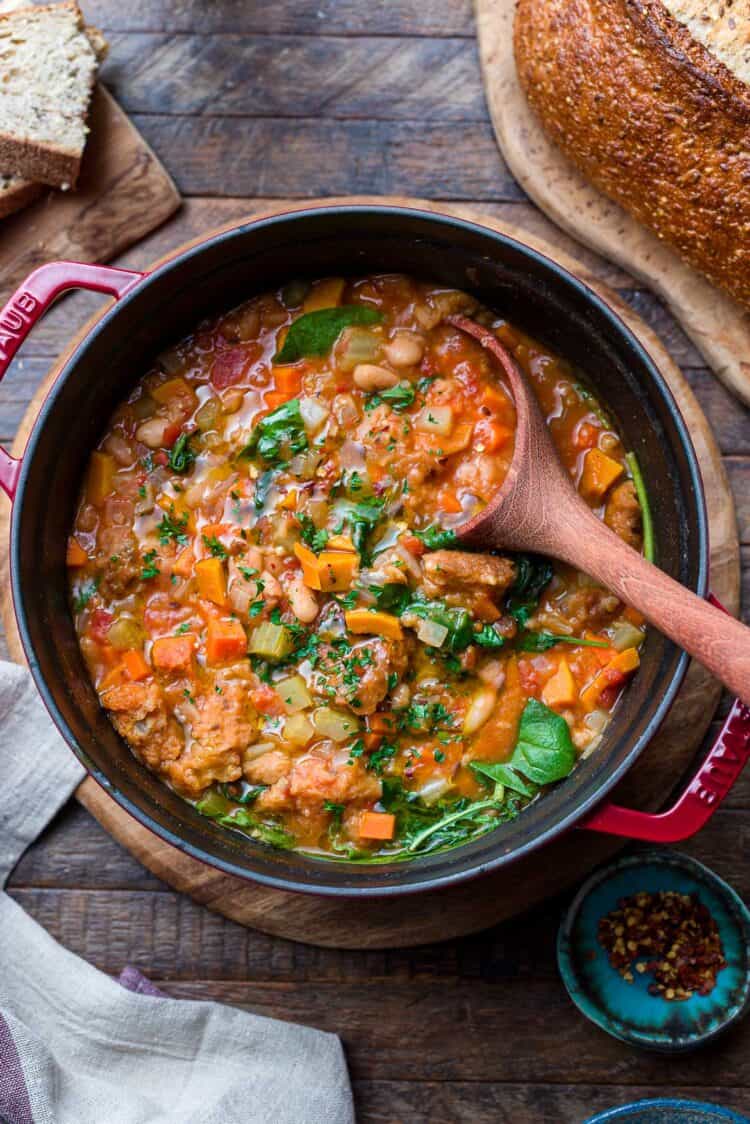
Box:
[390,683,411,710]
[135,416,169,448]
[286,573,319,623]
[462,686,497,735]
[352,363,399,391]
[384,331,425,368]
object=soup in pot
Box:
[68,275,648,860]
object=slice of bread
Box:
[0,172,43,218]
[0,1,103,188]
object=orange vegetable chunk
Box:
[359,811,396,841]
[152,636,194,673]
[541,657,577,710]
[206,619,248,665]
[122,649,151,681]
[196,557,228,607]
[87,451,115,506]
[345,609,403,640]
[580,448,624,501]
[66,537,88,567]
[303,277,345,312]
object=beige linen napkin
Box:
[0,661,354,1124]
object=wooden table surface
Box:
[3,2,750,1120]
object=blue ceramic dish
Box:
[585,1098,749,1122]
[558,850,750,1052]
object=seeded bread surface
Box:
[514,0,750,309]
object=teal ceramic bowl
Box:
[585,1098,748,1122]
[558,850,750,1052]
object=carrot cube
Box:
[87,451,115,506]
[171,547,194,579]
[206,618,248,665]
[151,636,194,673]
[66,537,89,567]
[541,657,577,710]
[580,448,625,501]
[345,609,403,640]
[358,811,396,841]
[122,649,151,681]
[196,557,228,607]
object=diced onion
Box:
[336,326,381,372]
[584,709,609,734]
[289,449,322,479]
[243,740,278,762]
[612,623,645,652]
[417,778,454,805]
[106,617,146,650]
[299,396,329,433]
[313,707,360,743]
[462,686,497,735]
[194,396,223,432]
[283,712,315,746]
[416,618,449,648]
[415,405,454,436]
[274,674,313,713]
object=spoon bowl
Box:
[449,314,750,707]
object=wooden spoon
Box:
[447,315,750,706]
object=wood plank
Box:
[103,977,750,1084]
[6,884,565,981]
[80,0,475,36]
[129,116,520,200]
[353,1082,750,1123]
[686,369,750,456]
[103,34,487,121]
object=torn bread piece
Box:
[0,1,107,189]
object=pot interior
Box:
[12,207,706,895]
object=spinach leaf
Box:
[519,632,609,653]
[474,624,507,650]
[168,431,196,474]
[254,468,276,511]
[338,497,385,563]
[379,779,513,855]
[274,306,383,363]
[218,807,294,849]
[242,398,308,463]
[368,581,413,616]
[414,525,458,550]
[471,698,576,797]
[407,596,474,652]
[365,383,416,412]
[506,554,553,628]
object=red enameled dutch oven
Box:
[2,205,749,897]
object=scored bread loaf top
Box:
[514,0,750,309]
[0,1,101,187]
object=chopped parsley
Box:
[140,550,160,580]
[157,507,190,546]
[72,577,99,612]
[202,534,228,559]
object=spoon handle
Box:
[555,504,750,705]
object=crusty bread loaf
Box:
[0,173,42,218]
[0,1,102,188]
[514,0,750,309]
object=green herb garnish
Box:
[242,398,308,463]
[274,306,382,363]
[471,698,576,798]
[168,431,196,474]
[625,452,655,563]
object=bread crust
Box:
[0,177,43,219]
[514,0,750,308]
[0,0,98,188]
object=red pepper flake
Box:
[597,889,726,1001]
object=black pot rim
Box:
[9,203,709,898]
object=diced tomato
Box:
[162,423,181,448]
[401,534,425,557]
[573,421,600,450]
[89,608,114,643]
[211,347,250,389]
[251,683,286,716]
[517,658,539,693]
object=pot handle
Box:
[0,261,144,501]
[581,594,750,843]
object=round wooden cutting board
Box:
[0,198,739,948]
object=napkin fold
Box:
[0,661,354,1124]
